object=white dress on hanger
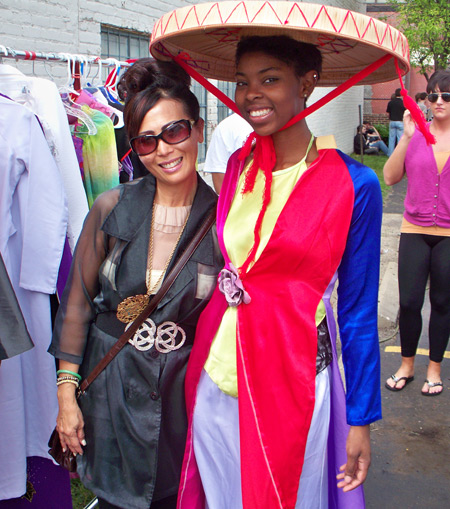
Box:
[0,96,67,500]
[0,64,88,251]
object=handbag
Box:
[48,206,216,472]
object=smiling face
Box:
[234,51,307,137]
[138,98,204,202]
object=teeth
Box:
[161,158,182,169]
[250,108,271,118]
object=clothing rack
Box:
[0,45,132,69]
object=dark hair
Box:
[426,70,450,94]
[117,58,191,102]
[415,91,427,102]
[395,88,401,97]
[124,76,200,140]
[235,35,322,79]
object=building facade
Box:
[1,0,367,155]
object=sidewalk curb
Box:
[378,212,403,331]
[378,260,399,328]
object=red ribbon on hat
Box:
[172,51,421,275]
[394,59,435,145]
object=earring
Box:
[313,74,318,79]
[304,93,308,97]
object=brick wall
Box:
[364,113,389,126]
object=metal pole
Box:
[83,497,99,509]
[0,46,131,68]
[358,104,364,164]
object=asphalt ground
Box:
[365,179,450,508]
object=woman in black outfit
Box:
[49,62,223,508]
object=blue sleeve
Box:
[336,152,383,425]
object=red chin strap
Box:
[172,51,428,275]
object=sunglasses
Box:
[130,119,195,156]
[427,92,450,103]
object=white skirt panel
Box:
[193,368,330,509]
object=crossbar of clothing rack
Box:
[0,45,132,68]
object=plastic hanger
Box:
[59,54,97,136]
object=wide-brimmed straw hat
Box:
[150,1,409,86]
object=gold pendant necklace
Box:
[116,202,190,324]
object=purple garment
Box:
[324,274,365,508]
[404,128,450,227]
[119,154,134,181]
[0,457,72,508]
[56,238,73,299]
[72,135,84,179]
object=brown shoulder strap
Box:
[79,205,216,394]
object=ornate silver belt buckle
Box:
[126,318,186,353]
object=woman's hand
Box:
[383,110,415,185]
[403,110,416,140]
[56,383,86,456]
[336,424,371,492]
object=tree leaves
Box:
[393,0,450,78]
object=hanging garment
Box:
[0,64,88,251]
[75,89,116,120]
[0,96,69,503]
[76,105,119,207]
[0,252,33,360]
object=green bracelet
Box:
[56,369,82,381]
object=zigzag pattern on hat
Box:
[151,1,408,58]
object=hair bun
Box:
[117,58,191,102]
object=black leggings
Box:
[98,494,177,509]
[398,233,450,362]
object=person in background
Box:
[415,91,428,116]
[203,112,252,193]
[49,62,223,509]
[386,88,406,155]
[384,70,450,397]
[354,123,389,156]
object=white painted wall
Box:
[1,0,365,153]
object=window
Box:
[192,82,208,163]
[101,26,150,61]
[217,81,236,123]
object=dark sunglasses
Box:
[427,92,450,103]
[130,119,195,156]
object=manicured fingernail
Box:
[81,439,87,446]
[62,447,66,453]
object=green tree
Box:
[393,0,450,79]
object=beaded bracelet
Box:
[57,369,82,381]
[56,375,79,382]
[56,378,80,388]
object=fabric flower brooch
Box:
[218,264,251,307]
